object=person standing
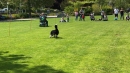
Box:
[79,8,84,21]
[66,13,69,22]
[74,11,78,21]
[82,14,85,21]
[120,8,124,20]
[114,7,119,19]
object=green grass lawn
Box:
[0,15,130,73]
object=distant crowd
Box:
[74,7,130,21]
[39,7,130,26]
[59,7,130,23]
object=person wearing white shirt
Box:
[114,8,119,18]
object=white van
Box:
[0,8,8,13]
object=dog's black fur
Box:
[50,25,59,38]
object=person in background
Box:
[82,14,85,21]
[79,8,84,21]
[125,14,130,21]
[114,7,119,19]
[66,13,69,22]
[100,10,104,20]
[74,11,78,21]
[90,12,95,21]
[103,13,108,21]
[40,13,48,26]
[60,17,66,22]
[9,11,12,19]
[120,8,124,20]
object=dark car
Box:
[0,14,5,20]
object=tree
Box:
[96,0,107,10]
[108,0,130,9]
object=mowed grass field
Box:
[0,15,130,73]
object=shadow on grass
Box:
[39,26,52,28]
[56,37,63,39]
[0,51,66,73]
[25,65,66,73]
[49,37,63,39]
[0,51,29,73]
[43,37,64,39]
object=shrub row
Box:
[64,3,113,16]
[3,13,39,19]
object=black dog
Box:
[50,24,59,38]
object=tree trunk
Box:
[28,0,31,18]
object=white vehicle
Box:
[0,8,8,13]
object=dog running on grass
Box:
[50,24,59,38]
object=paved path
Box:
[0,18,36,22]
[15,18,36,21]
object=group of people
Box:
[75,8,85,21]
[113,7,130,21]
[100,10,108,21]
[60,13,69,22]
[100,7,130,21]
[39,7,130,26]
[74,8,108,21]
[74,7,130,21]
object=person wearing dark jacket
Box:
[39,13,48,27]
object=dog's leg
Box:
[55,35,58,38]
[50,35,52,38]
[54,35,56,38]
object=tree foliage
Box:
[97,0,130,9]
[0,0,130,16]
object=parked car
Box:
[0,14,5,20]
[0,8,8,13]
